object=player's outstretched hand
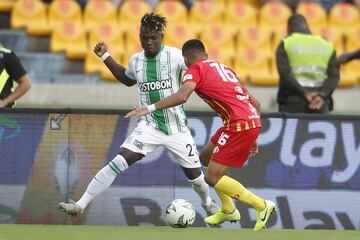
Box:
[0,99,8,108]
[250,141,258,157]
[94,42,108,57]
[125,106,150,118]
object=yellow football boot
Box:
[205,209,241,225]
[253,200,276,231]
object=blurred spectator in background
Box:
[343,0,360,9]
[116,0,193,10]
[77,0,88,8]
[260,0,360,11]
[0,45,31,108]
[179,0,194,10]
[338,48,360,64]
[276,13,339,113]
[314,0,338,12]
[261,0,297,10]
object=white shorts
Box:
[121,124,201,168]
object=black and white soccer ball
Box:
[165,199,196,228]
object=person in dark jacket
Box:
[0,45,31,108]
[276,13,339,113]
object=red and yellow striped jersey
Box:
[183,58,261,131]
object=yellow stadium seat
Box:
[124,22,141,49]
[155,0,188,24]
[164,23,196,49]
[224,2,257,30]
[84,0,117,32]
[118,0,151,25]
[339,60,360,87]
[11,0,50,35]
[237,25,273,55]
[89,23,125,57]
[272,27,288,51]
[329,3,360,35]
[235,47,277,86]
[296,2,327,28]
[344,25,360,52]
[227,0,260,7]
[50,21,87,59]
[269,55,280,80]
[259,1,292,35]
[206,46,235,70]
[122,21,142,66]
[48,0,82,29]
[123,42,143,67]
[190,0,224,27]
[84,51,122,81]
[312,26,344,54]
[0,0,16,12]
[200,24,237,53]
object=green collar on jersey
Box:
[145,45,164,60]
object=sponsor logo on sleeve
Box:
[183,74,193,82]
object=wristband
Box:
[147,104,156,113]
[101,52,110,61]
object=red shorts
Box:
[210,127,261,167]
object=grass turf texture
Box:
[0,225,359,240]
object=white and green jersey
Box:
[125,45,188,135]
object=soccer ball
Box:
[165,199,196,228]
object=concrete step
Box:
[34,74,101,84]
[0,29,27,52]
[17,52,66,77]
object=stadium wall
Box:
[0,109,359,230]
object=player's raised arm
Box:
[94,42,136,87]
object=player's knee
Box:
[183,167,202,180]
[118,147,144,166]
[107,154,129,175]
[199,152,210,167]
[204,174,216,187]
[187,171,206,185]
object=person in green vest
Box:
[0,44,31,108]
[275,13,339,113]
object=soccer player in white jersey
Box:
[58,13,218,217]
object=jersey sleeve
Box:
[182,64,201,87]
[172,47,187,71]
[179,58,187,71]
[4,51,27,81]
[124,54,137,81]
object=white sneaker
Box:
[202,201,219,216]
[58,199,83,217]
[253,200,276,231]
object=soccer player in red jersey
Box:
[126,39,276,231]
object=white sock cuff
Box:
[188,172,205,185]
[108,154,129,174]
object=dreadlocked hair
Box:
[141,12,167,32]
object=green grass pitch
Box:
[0,224,359,240]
